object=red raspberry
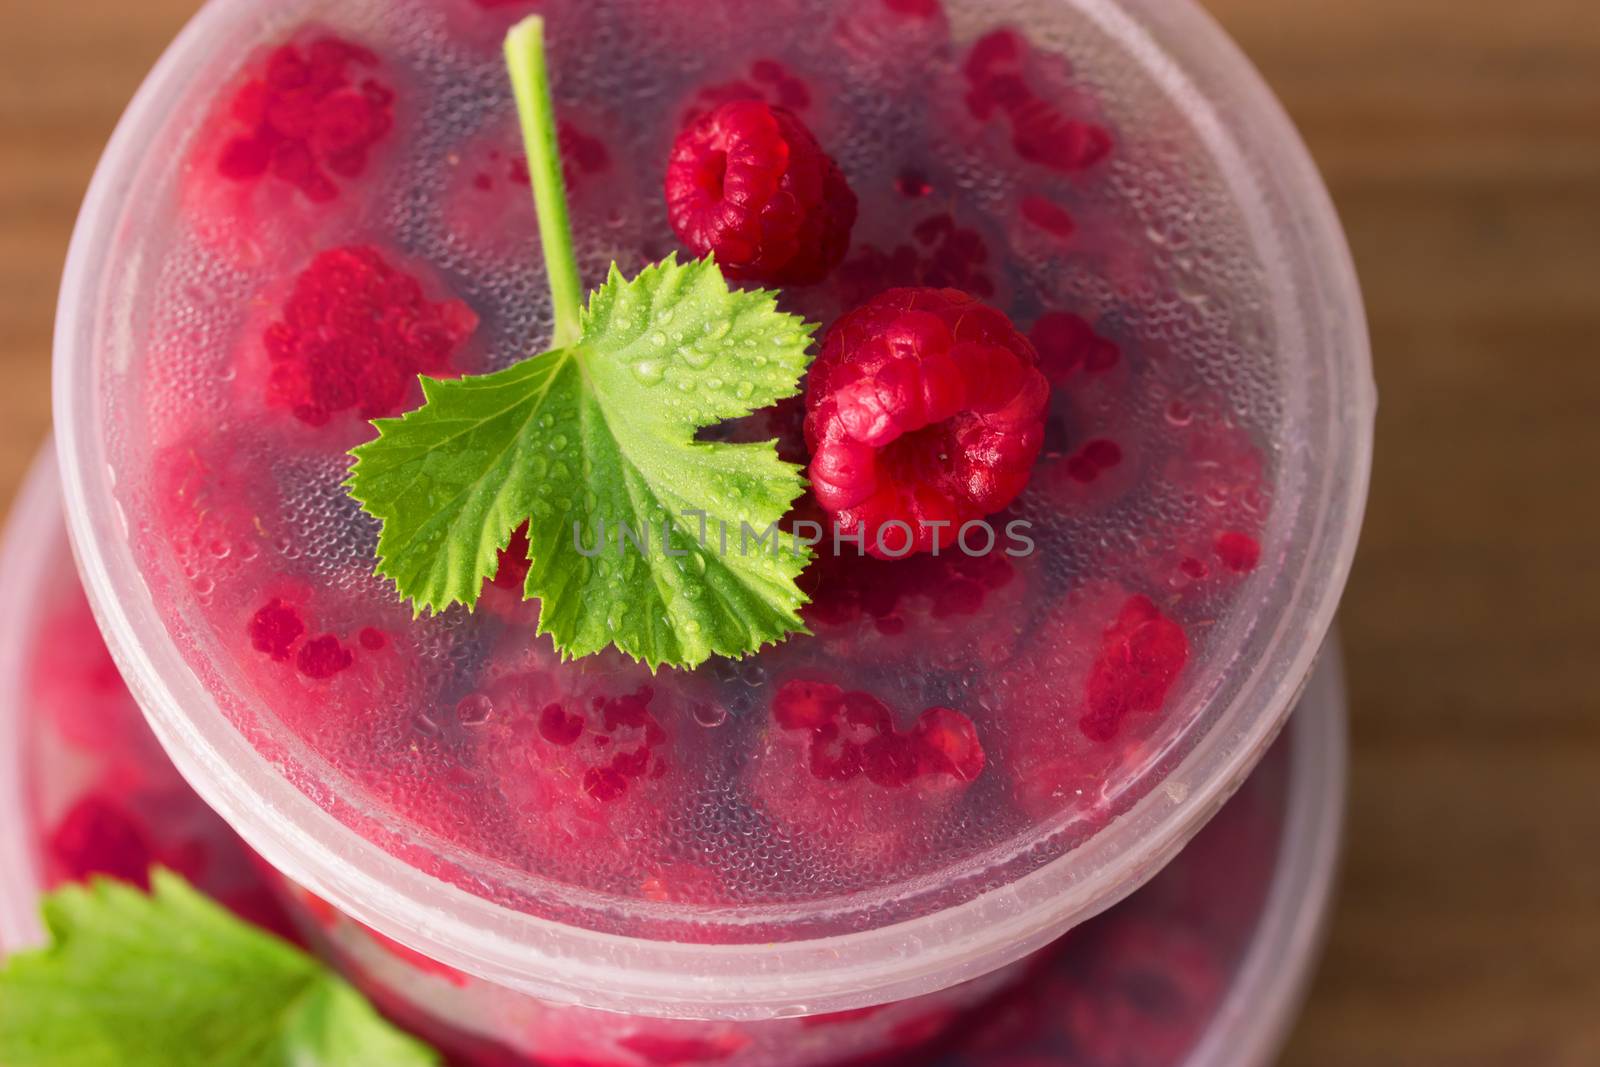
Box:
[45,796,154,889]
[469,657,683,888]
[750,680,984,872]
[1030,312,1119,384]
[834,212,1001,308]
[1019,195,1077,241]
[991,583,1188,823]
[1126,399,1269,603]
[1214,530,1263,573]
[804,288,1049,557]
[1059,920,1222,1066]
[665,100,857,286]
[261,246,478,426]
[249,598,306,662]
[680,60,814,127]
[1080,595,1190,743]
[295,634,356,679]
[216,37,395,203]
[800,544,1036,671]
[961,29,1113,174]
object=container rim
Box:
[0,445,57,952]
[52,0,1373,1016]
[1190,640,1347,1067]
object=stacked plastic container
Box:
[25,0,1372,1062]
[4,449,1347,1066]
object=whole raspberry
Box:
[1081,594,1190,742]
[262,246,477,426]
[804,288,1050,557]
[665,100,857,286]
[217,37,396,203]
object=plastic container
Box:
[52,0,1372,1019]
[1,444,1346,1066]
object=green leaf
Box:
[0,870,440,1067]
[347,255,816,670]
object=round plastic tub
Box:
[1,445,1346,1066]
[52,0,1372,1020]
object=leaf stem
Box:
[504,17,583,349]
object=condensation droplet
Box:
[681,346,715,369]
[693,703,728,728]
[456,693,494,726]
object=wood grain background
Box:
[2,1,1596,1063]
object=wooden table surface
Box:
[2,1,1596,1063]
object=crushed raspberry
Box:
[46,796,154,888]
[750,59,813,110]
[792,534,1034,671]
[665,100,857,285]
[681,61,812,126]
[296,634,354,679]
[803,546,1017,629]
[1215,531,1262,574]
[992,584,1186,822]
[538,703,586,746]
[882,0,942,15]
[805,288,1050,557]
[836,212,996,305]
[557,121,610,185]
[772,679,847,730]
[249,598,306,661]
[1030,312,1120,383]
[262,246,477,426]
[1081,596,1190,742]
[1065,438,1123,483]
[962,29,1113,173]
[358,627,388,651]
[217,37,395,203]
[770,680,983,789]
[1021,195,1077,240]
[476,669,678,874]
[751,682,984,870]
[484,121,610,195]
[964,27,1023,80]
[913,215,995,294]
